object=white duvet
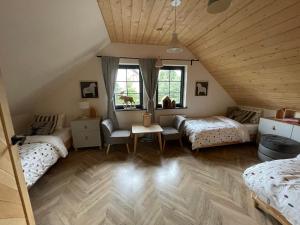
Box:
[184,116,250,150]
[19,135,68,188]
[243,156,300,225]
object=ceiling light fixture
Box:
[207,0,232,14]
[166,0,183,54]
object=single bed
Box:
[19,128,72,188]
[184,116,251,150]
[243,156,300,225]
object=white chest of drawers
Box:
[258,118,300,142]
[71,118,101,150]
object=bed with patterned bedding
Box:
[243,156,300,225]
[184,116,250,150]
[19,135,68,188]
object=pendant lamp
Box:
[166,0,183,53]
[207,0,232,14]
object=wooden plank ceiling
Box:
[98,0,300,110]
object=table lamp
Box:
[79,101,90,118]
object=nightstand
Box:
[71,118,101,150]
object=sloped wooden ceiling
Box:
[98,0,300,110]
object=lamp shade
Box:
[166,33,184,54]
[79,101,90,110]
[207,0,232,14]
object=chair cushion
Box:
[111,130,131,138]
[162,127,180,140]
[108,130,131,145]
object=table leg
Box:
[134,134,138,153]
[157,133,162,152]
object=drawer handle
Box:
[272,126,276,130]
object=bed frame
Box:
[251,192,291,225]
[64,138,73,150]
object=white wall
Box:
[32,43,236,130]
[0,0,110,124]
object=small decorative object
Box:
[276,108,296,119]
[162,96,176,109]
[171,100,176,109]
[162,96,171,109]
[79,101,90,118]
[143,113,152,127]
[89,106,97,118]
[276,108,286,119]
[118,91,135,109]
[80,81,98,98]
[195,81,208,96]
[285,109,296,119]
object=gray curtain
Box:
[101,56,120,128]
[139,59,159,122]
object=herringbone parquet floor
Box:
[29,143,279,225]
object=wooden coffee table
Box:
[132,124,163,153]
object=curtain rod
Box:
[96,55,199,65]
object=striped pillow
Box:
[33,114,59,134]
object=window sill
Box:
[115,108,146,112]
[155,107,188,110]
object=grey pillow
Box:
[229,109,255,123]
[25,121,54,136]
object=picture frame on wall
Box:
[80,81,99,98]
[195,81,208,96]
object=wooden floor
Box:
[29,143,279,225]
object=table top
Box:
[132,124,163,134]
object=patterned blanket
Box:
[243,156,300,225]
[19,135,68,188]
[184,116,250,150]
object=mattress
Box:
[243,156,300,225]
[184,116,250,150]
[19,135,69,188]
[52,127,72,144]
[243,123,258,135]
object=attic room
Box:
[0,0,299,225]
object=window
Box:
[114,65,143,109]
[156,66,185,108]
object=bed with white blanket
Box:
[19,133,69,188]
[243,155,300,225]
[184,116,251,150]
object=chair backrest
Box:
[101,119,114,140]
[173,115,186,132]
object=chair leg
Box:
[106,144,111,155]
[179,138,183,148]
[126,144,130,153]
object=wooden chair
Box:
[162,115,186,150]
[101,119,131,155]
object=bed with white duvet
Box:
[19,135,68,188]
[243,155,300,225]
[184,116,250,150]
